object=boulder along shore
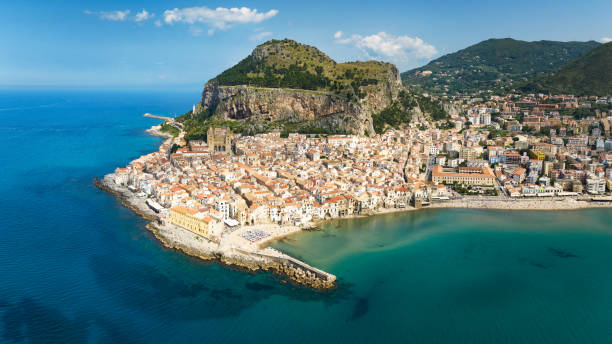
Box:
[94,175,337,290]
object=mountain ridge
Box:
[401,38,601,95]
[520,42,612,96]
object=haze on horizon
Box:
[2,0,611,89]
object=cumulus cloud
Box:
[250,31,273,41]
[162,6,278,33]
[134,9,153,22]
[84,6,278,36]
[602,37,612,43]
[84,9,131,21]
[336,32,437,62]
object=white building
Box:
[215,199,230,219]
[586,178,606,194]
[480,113,491,126]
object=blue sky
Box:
[2,0,612,89]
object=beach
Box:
[95,122,611,290]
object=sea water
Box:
[1,90,611,343]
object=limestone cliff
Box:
[192,39,403,136]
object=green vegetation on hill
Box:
[213,39,394,100]
[176,39,453,139]
[371,90,449,134]
[520,42,612,96]
[159,122,179,136]
[215,56,332,91]
[401,38,600,95]
[418,94,449,121]
[177,108,347,141]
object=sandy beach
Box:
[94,123,611,289]
[428,197,612,211]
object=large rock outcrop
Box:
[201,82,398,135]
[196,39,403,136]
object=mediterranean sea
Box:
[1,90,612,343]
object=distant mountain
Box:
[401,38,601,95]
[520,42,612,96]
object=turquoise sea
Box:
[1,90,612,343]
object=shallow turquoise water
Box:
[273,209,612,343]
[1,90,612,343]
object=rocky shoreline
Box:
[94,176,337,290]
[145,124,173,138]
[96,168,611,291]
[97,123,610,290]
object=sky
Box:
[2,0,612,89]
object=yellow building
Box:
[432,165,495,186]
[459,147,478,161]
[169,206,222,241]
[528,149,545,161]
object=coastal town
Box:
[100,91,612,288]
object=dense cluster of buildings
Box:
[437,93,612,197]
[114,127,445,240]
[112,92,611,241]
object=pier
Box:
[143,113,183,130]
[143,113,173,121]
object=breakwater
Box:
[95,175,336,290]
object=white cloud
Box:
[102,10,130,21]
[162,6,278,32]
[250,31,273,41]
[134,9,153,22]
[84,9,131,21]
[188,26,204,36]
[334,31,343,39]
[602,37,612,43]
[336,32,437,62]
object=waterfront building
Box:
[512,167,526,184]
[586,178,606,194]
[169,206,223,241]
[432,165,495,186]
